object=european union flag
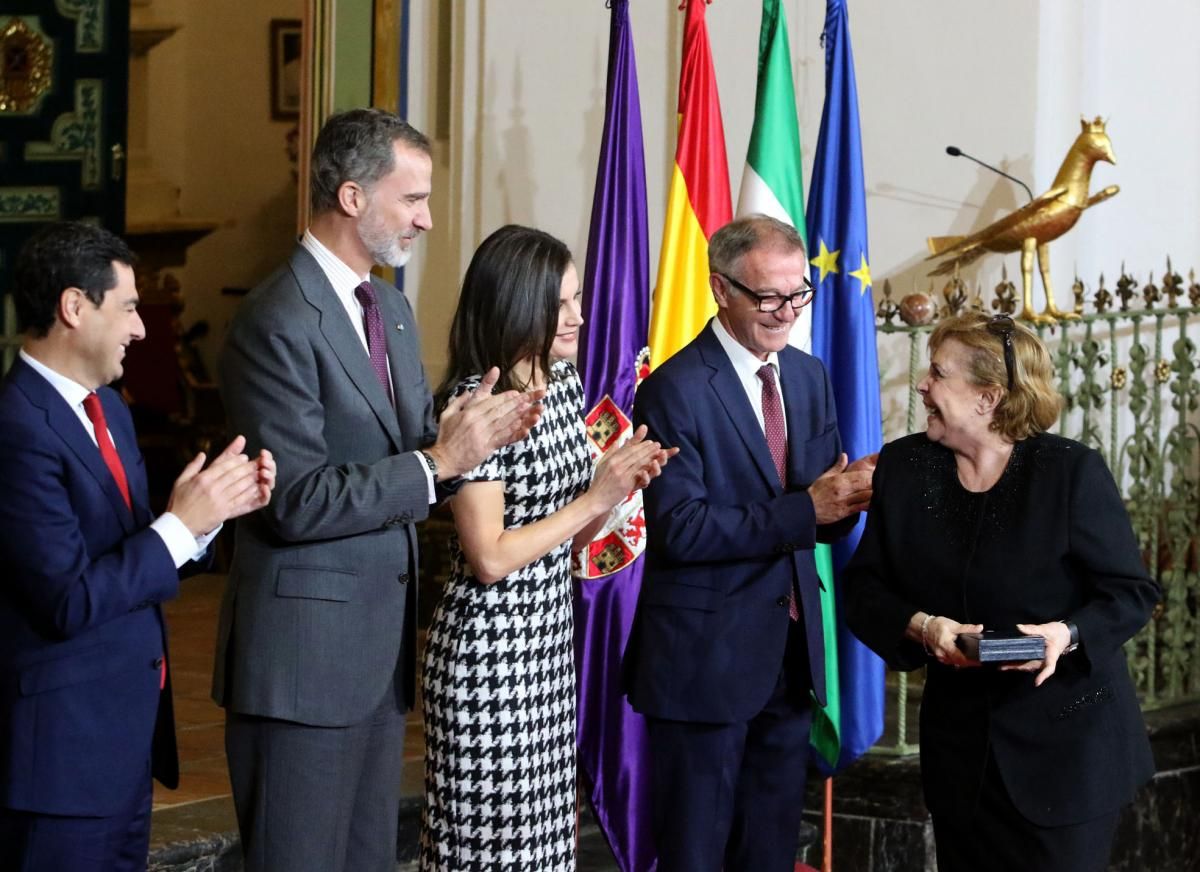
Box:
[806,0,885,773]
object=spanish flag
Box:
[647,0,732,369]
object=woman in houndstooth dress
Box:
[419,226,672,871]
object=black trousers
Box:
[931,747,1119,872]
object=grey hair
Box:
[309,109,431,214]
[708,213,806,277]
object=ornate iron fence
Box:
[1,296,18,372]
[872,264,1200,754]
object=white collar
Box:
[302,230,372,295]
[710,316,781,381]
[19,349,93,409]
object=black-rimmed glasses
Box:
[718,272,816,313]
[986,314,1016,390]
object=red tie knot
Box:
[82,391,106,425]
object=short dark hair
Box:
[436,225,573,408]
[12,221,136,337]
[708,213,806,277]
[309,109,431,213]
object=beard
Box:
[357,206,416,269]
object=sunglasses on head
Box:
[985,315,1016,390]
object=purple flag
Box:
[572,2,654,870]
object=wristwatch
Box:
[1063,621,1080,654]
[417,450,439,483]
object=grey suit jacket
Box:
[213,245,437,726]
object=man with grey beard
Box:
[214,109,542,872]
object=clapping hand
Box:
[168,436,276,536]
[428,367,545,480]
[590,425,678,510]
[808,452,875,524]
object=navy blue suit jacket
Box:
[0,358,180,817]
[625,323,852,724]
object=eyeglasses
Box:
[718,272,816,313]
[986,314,1016,390]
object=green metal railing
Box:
[872,267,1200,754]
[1,296,18,372]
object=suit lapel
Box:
[697,326,782,493]
[11,361,136,532]
[778,350,813,481]
[104,390,153,526]
[289,248,404,451]
[377,280,425,445]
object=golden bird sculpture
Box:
[926,117,1119,323]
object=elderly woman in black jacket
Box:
[845,312,1158,872]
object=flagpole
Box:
[823,777,833,872]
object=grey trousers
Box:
[225,683,406,872]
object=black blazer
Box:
[844,432,1158,827]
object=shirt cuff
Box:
[151,512,220,569]
[418,454,436,504]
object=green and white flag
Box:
[737,0,842,770]
[736,0,811,352]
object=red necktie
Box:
[757,364,799,621]
[757,364,788,486]
[83,393,165,688]
[355,281,394,406]
[82,393,132,511]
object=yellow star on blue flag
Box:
[849,254,871,294]
[811,239,840,283]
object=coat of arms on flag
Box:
[571,348,650,580]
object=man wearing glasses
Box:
[625,214,875,871]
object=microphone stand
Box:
[945,146,1035,202]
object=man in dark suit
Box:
[0,222,275,872]
[215,109,541,872]
[626,215,875,871]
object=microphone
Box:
[945,145,1035,202]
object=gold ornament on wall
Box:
[926,117,1120,324]
[0,17,54,115]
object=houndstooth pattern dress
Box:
[419,361,590,871]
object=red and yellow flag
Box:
[648,0,732,369]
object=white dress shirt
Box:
[710,317,788,441]
[301,230,377,354]
[19,350,217,569]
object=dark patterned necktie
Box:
[82,392,132,511]
[757,364,798,621]
[757,364,788,486]
[355,281,393,406]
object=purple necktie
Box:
[355,281,393,406]
[758,364,798,621]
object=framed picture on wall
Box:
[270,19,302,120]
